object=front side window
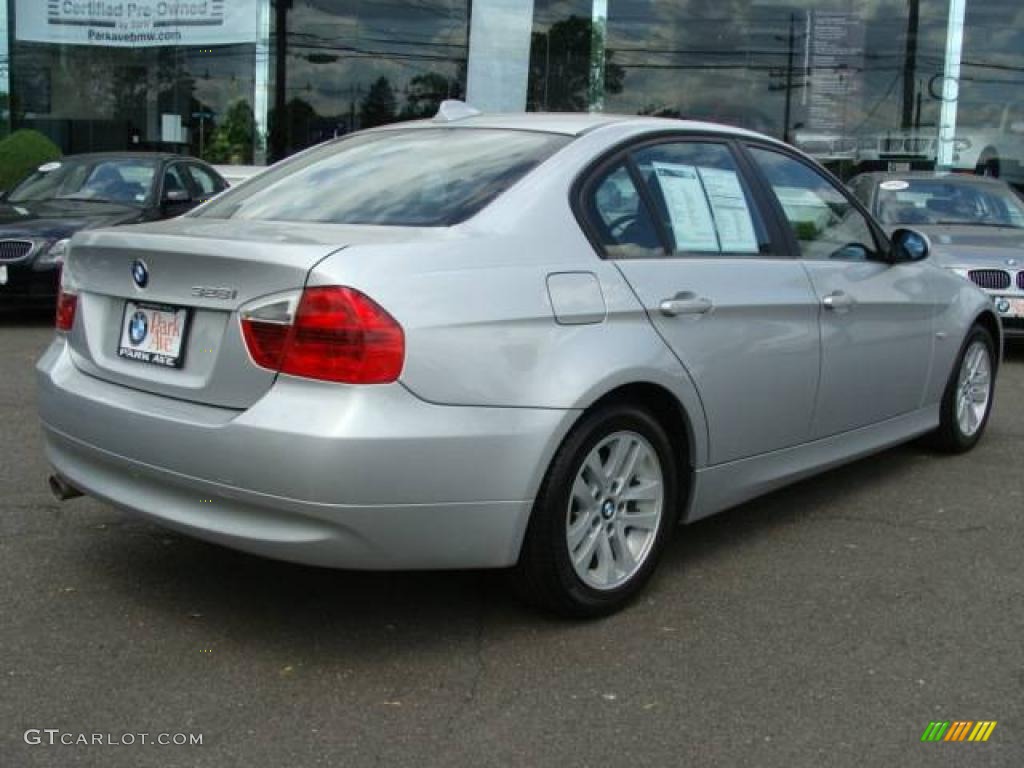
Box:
[632,142,771,256]
[198,128,571,227]
[187,165,226,197]
[161,165,192,201]
[750,147,879,261]
[848,175,874,208]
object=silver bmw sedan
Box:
[38,105,1001,616]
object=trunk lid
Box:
[63,218,423,408]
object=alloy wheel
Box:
[956,340,992,438]
[565,431,664,591]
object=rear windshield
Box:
[197,128,571,227]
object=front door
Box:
[581,138,821,465]
[746,145,935,438]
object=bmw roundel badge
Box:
[132,259,149,289]
[128,310,148,346]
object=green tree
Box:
[360,76,397,128]
[203,101,255,164]
[268,97,319,157]
[399,72,462,120]
[0,130,61,191]
[528,16,625,112]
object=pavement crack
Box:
[821,513,990,535]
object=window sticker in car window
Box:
[698,167,759,253]
[652,162,719,251]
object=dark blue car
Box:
[0,153,227,309]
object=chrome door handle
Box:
[659,293,714,317]
[822,291,856,311]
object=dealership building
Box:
[1,1,1022,180]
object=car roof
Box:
[855,170,1008,187]
[56,151,210,163]
[368,110,781,142]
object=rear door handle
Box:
[822,290,856,311]
[659,293,714,317]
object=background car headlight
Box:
[34,238,70,268]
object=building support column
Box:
[466,0,535,112]
[0,1,9,137]
[588,0,607,112]
[253,0,271,164]
[936,0,967,168]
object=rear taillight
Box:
[55,287,78,332]
[240,286,404,384]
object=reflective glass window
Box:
[633,142,771,256]
[587,163,663,259]
[199,128,569,226]
[750,146,878,260]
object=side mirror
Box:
[163,188,191,205]
[890,227,930,263]
[1009,121,1024,135]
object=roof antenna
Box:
[433,100,482,123]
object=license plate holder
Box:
[117,301,191,369]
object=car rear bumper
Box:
[37,339,575,569]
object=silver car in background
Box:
[38,105,1001,616]
[850,171,1024,337]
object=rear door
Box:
[745,145,935,437]
[580,136,821,465]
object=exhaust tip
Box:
[48,474,83,502]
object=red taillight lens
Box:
[240,317,289,371]
[241,286,404,384]
[55,287,78,332]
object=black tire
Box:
[930,324,997,453]
[513,403,681,618]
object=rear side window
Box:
[587,163,663,259]
[197,128,570,227]
[633,142,771,256]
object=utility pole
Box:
[271,0,292,161]
[901,0,920,130]
[783,13,795,144]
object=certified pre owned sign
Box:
[55,2,220,20]
[18,0,257,48]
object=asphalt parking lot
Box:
[1,314,1022,768]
